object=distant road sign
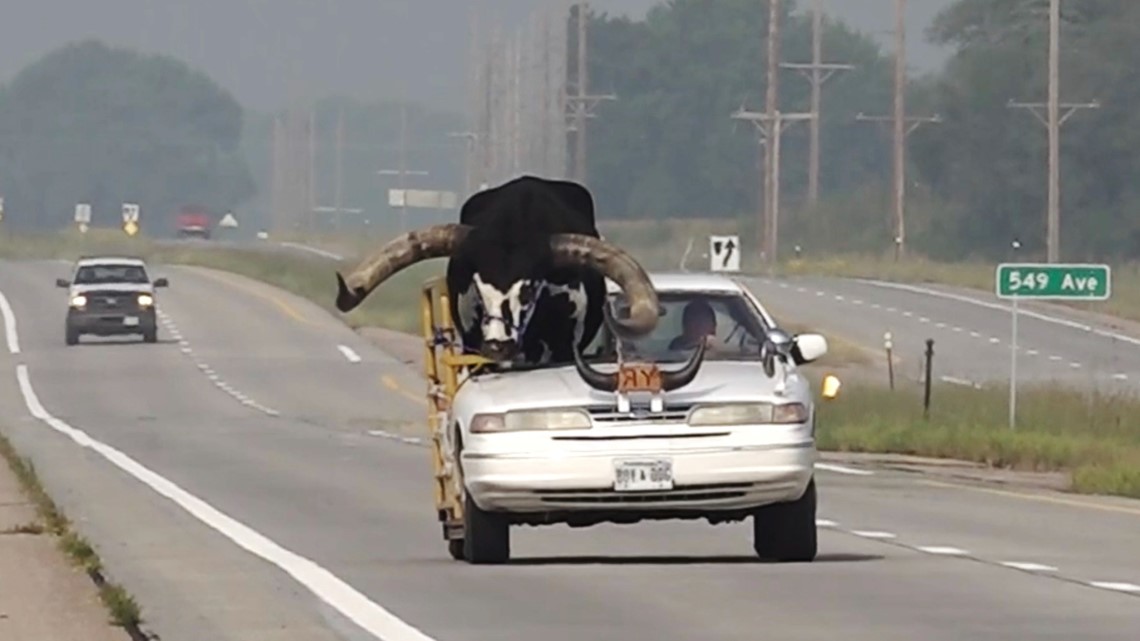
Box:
[996,263,1110,300]
[123,220,139,236]
[219,212,238,228]
[75,203,92,224]
[709,235,740,272]
[122,203,140,222]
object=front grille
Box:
[85,291,141,312]
[535,482,753,504]
[586,403,695,425]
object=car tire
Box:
[751,477,817,562]
[462,491,510,564]
[447,538,466,561]
[65,325,79,346]
[142,327,157,343]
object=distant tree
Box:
[0,40,255,234]
[582,0,897,230]
[911,0,1140,259]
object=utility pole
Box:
[854,0,940,260]
[566,1,615,186]
[1007,0,1099,263]
[779,0,854,207]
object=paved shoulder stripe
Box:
[0,290,19,354]
[15,364,436,641]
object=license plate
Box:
[613,459,673,492]
[123,316,139,326]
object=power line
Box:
[566,2,616,186]
[1007,0,1100,263]
[779,0,854,207]
[853,0,940,261]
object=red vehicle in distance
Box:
[175,205,212,239]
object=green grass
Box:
[0,431,143,629]
[814,376,1140,498]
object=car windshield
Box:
[583,290,772,364]
[73,264,149,285]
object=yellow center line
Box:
[382,375,426,406]
[916,479,1140,517]
[188,268,319,327]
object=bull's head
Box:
[333,223,659,363]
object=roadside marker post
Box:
[995,262,1111,429]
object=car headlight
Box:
[469,408,592,433]
[69,295,87,307]
[688,402,809,426]
[137,294,154,306]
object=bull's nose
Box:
[483,340,516,359]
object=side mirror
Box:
[760,328,794,377]
[791,333,829,365]
[56,278,70,288]
[153,278,169,288]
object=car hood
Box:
[70,283,154,294]
[454,360,810,413]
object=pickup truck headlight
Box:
[688,402,809,426]
[137,293,154,306]
[470,409,592,433]
[69,295,87,307]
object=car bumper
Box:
[461,441,817,514]
[67,308,156,335]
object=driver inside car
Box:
[668,299,719,351]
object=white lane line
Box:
[278,241,345,261]
[834,295,845,301]
[970,331,981,338]
[1113,373,1129,381]
[796,287,807,293]
[1070,362,1082,369]
[15,364,436,641]
[953,326,963,332]
[1027,349,1039,356]
[919,317,930,323]
[1049,355,1063,361]
[851,530,897,539]
[935,322,946,328]
[0,290,20,354]
[902,311,913,317]
[916,546,969,556]
[816,519,839,528]
[1001,562,1058,573]
[1088,582,1140,594]
[338,345,362,363]
[940,376,981,389]
[814,462,874,476]
[858,279,1140,347]
[989,337,1000,344]
[870,303,881,309]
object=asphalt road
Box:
[743,274,1140,389]
[1,258,1139,641]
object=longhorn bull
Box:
[334,175,703,390]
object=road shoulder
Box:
[0,433,130,641]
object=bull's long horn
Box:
[548,233,659,335]
[660,337,707,391]
[335,223,472,313]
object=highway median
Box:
[5,230,1140,500]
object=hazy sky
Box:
[1,0,954,113]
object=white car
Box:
[444,271,836,564]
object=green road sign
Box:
[996,263,1111,300]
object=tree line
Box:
[582,0,1140,261]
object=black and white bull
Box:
[333,175,664,369]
